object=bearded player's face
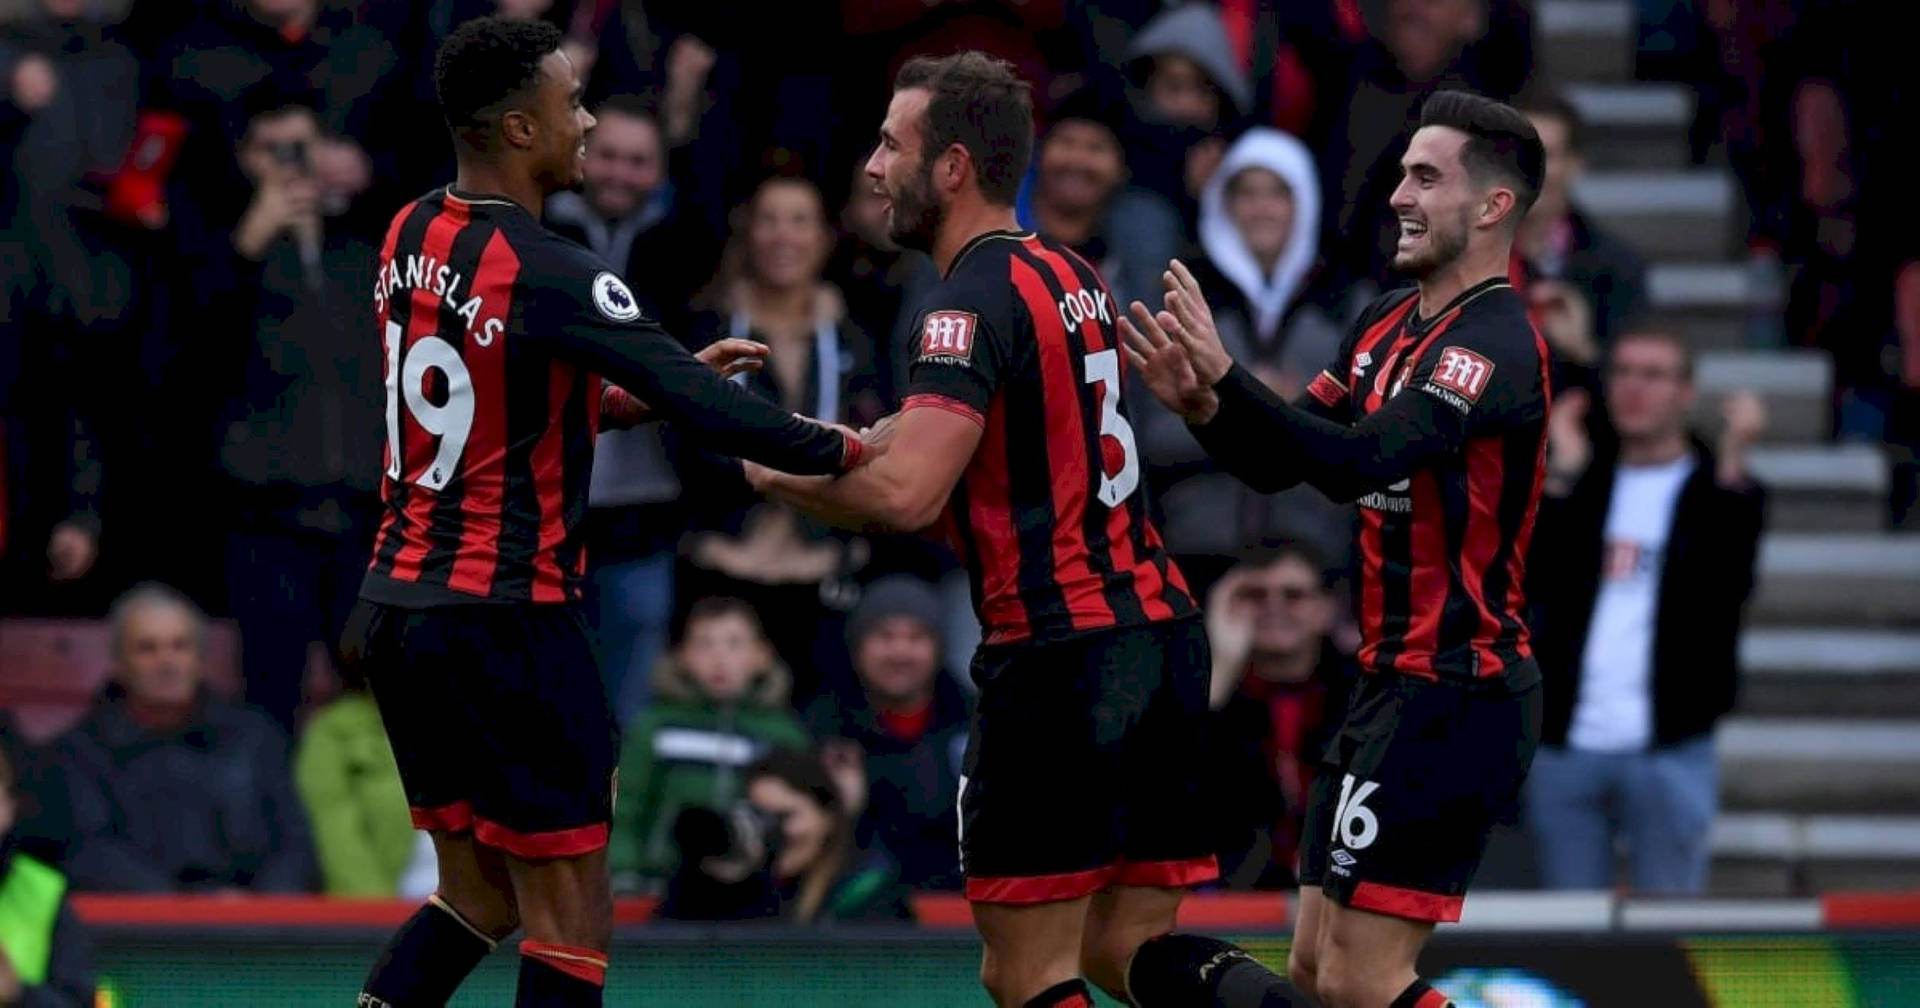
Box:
[1388,126,1476,279]
[866,88,945,254]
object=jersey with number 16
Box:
[901,230,1196,646]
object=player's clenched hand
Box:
[1161,259,1233,385]
[858,413,899,454]
[695,337,769,378]
[1121,300,1219,424]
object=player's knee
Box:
[1312,957,1395,1008]
[1077,927,1142,1000]
[437,884,518,940]
[1285,944,1318,999]
[978,948,1010,1004]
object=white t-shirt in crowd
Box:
[1568,454,1696,752]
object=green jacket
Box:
[293,693,413,897]
[0,844,95,1007]
[610,656,810,883]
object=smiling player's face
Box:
[865,88,944,254]
[530,49,594,194]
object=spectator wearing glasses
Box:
[1526,331,1767,893]
[1202,541,1352,889]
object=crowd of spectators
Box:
[0,0,1899,920]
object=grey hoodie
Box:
[1125,3,1254,120]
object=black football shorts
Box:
[339,599,618,860]
[1298,671,1541,922]
[958,616,1220,904]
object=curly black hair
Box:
[432,16,564,132]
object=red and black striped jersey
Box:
[1300,280,1549,685]
[362,187,856,608]
[902,231,1196,646]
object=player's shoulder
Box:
[1448,282,1542,360]
[921,231,1033,322]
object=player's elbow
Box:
[873,485,944,533]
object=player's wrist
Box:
[838,430,867,472]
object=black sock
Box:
[1023,978,1094,1007]
[359,896,498,1007]
[1389,978,1453,1008]
[1127,933,1305,1008]
[516,942,606,1008]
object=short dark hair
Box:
[1235,538,1334,591]
[1610,328,1696,381]
[747,749,843,815]
[433,16,563,133]
[893,51,1034,205]
[1417,89,1546,219]
[681,596,766,641]
[1515,88,1587,154]
[594,93,660,127]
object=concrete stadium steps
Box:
[1747,444,1889,532]
[1749,533,1920,626]
[1739,629,1920,717]
[1574,171,1738,261]
[1694,349,1832,443]
[1719,718,1920,814]
[1647,262,1757,350]
[1712,813,1920,895]
[1566,83,1694,171]
[1538,0,1635,83]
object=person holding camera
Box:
[217,95,385,731]
[656,748,910,925]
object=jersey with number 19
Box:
[361,186,852,609]
[903,231,1214,905]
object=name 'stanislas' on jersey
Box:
[363,187,852,607]
[902,231,1196,645]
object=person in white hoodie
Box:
[1131,128,1359,590]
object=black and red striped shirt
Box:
[1198,279,1549,686]
[362,187,855,607]
[902,231,1196,645]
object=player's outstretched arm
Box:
[548,308,863,476]
[1144,263,1472,502]
[746,405,983,533]
[599,338,769,430]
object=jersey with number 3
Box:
[903,231,1196,645]
[362,187,851,608]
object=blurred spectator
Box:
[548,95,718,723]
[0,711,70,866]
[1326,0,1532,284]
[681,177,886,694]
[293,667,423,899]
[1134,129,1352,587]
[1526,332,1767,894]
[1515,91,1649,388]
[1018,86,1184,312]
[610,597,810,891]
[216,96,382,730]
[1202,541,1350,889]
[657,748,911,924]
[805,575,969,890]
[827,160,939,403]
[1119,3,1250,218]
[0,0,153,607]
[152,0,402,248]
[0,743,95,1008]
[55,583,318,893]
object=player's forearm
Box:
[756,461,934,533]
[556,322,857,474]
[1197,364,1460,502]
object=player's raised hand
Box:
[1204,568,1259,709]
[1121,300,1218,424]
[695,337,769,378]
[1161,259,1233,385]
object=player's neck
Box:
[453,160,545,220]
[1415,240,1511,319]
[932,201,1022,276]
